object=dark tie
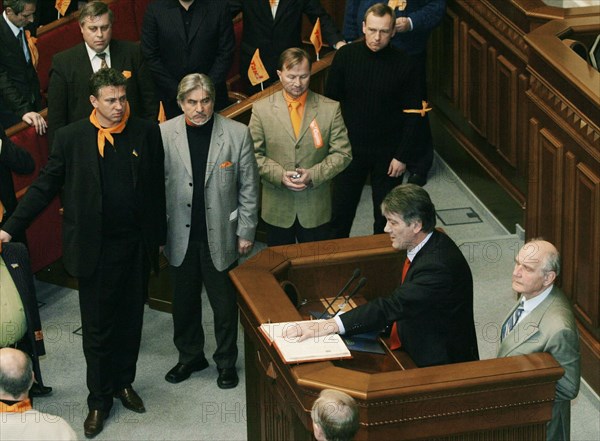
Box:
[97,52,108,69]
[17,30,30,63]
[389,257,410,350]
[501,300,524,341]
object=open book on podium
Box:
[259,320,352,364]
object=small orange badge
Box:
[220,161,233,168]
[309,119,323,148]
[122,70,132,79]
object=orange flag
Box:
[25,30,38,70]
[55,0,72,16]
[247,49,269,87]
[310,18,322,59]
[158,102,166,123]
[388,0,407,11]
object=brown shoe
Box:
[113,387,146,413]
[84,409,108,438]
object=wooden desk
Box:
[230,235,564,440]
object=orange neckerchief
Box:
[0,398,32,413]
[89,103,131,157]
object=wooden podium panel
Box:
[230,235,564,440]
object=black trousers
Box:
[78,237,148,412]
[331,152,404,238]
[266,218,332,246]
[169,240,238,369]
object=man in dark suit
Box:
[0,0,46,135]
[0,68,166,438]
[141,0,234,118]
[229,0,346,93]
[498,239,580,441]
[48,1,158,147]
[288,184,479,368]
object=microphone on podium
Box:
[333,277,367,317]
[317,268,361,319]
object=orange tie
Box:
[389,257,410,350]
[0,199,4,222]
[289,101,302,138]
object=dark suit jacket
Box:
[0,18,41,124]
[2,117,166,278]
[141,0,234,117]
[47,40,158,147]
[0,124,35,244]
[1,242,46,378]
[340,230,479,367]
[229,0,344,82]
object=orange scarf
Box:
[0,398,32,413]
[24,30,38,69]
[89,104,130,157]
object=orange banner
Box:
[55,0,72,16]
[247,49,269,86]
[310,18,322,56]
[25,30,38,69]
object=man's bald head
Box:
[512,239,560,300]
[0,348,33,400]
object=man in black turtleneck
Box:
[325,2,428,239]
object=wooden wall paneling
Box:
[537,128,564,247]
[465,28,488,136]
[562,152,577,300]
[496,55,519,167]
[438,9,460,105]
[459,20,469,115]
[487,46,499,149]
[573,163,600,329]
[578,323,600,395]
[518,73,530,175]
[526,118,541,235]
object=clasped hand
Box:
[282,168,311,191]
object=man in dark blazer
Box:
[288,184,479,368]
[498,239,580,441]
[0,0,46,135]
[141,0,234,118]
[47,1,158,147]
[0,242,51,397]
[229,0,345,93]
[0,68,166,438]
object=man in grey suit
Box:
[161,73,258,389]
[498,239,580,441]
